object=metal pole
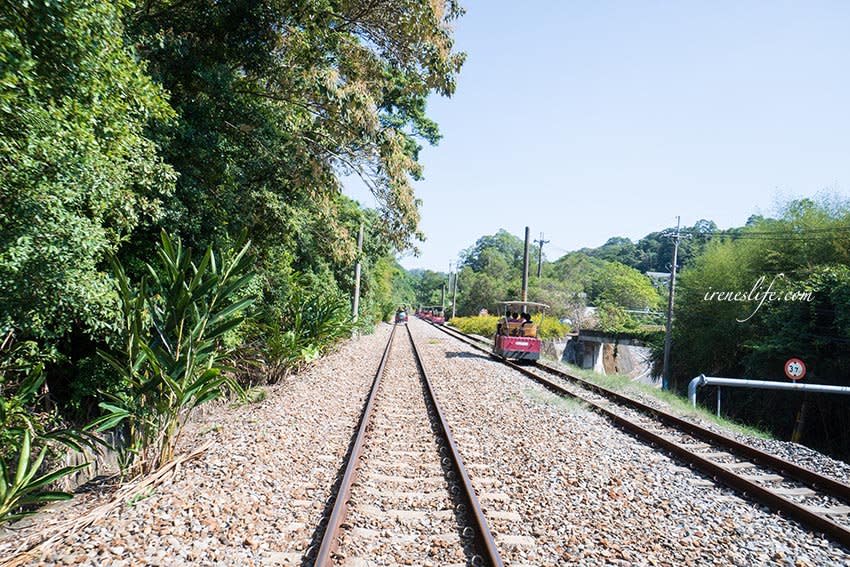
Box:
[451,269,458,319]
[521,226,530,309]
[662,216,681,390]
[534,232,549,278]
[352,222,364,322]
[447,263,453,317]
[717,387,721,417]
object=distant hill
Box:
[573,219,719,273]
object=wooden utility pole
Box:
[662,216,683,391]
[521,226,530,308]
[352,222,364,322]
[534,232,549,278]
[792,396,808,443]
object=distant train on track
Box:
[394,307,408,324]
[416,306,445,325]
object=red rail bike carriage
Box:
[493,301,549,361]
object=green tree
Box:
[0,0,176,345]
[668,196,850,457]
[130,0,464,255]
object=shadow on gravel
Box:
[443,351,491,361]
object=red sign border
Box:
[784,357,806,381]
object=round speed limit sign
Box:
[784,358,806,381]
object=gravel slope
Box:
[410,318,850,566]
[0,325,393,566]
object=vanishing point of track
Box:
[429,320,850,550]
[314,323,504,566]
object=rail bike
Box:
[493,300,549,361]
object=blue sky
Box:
[344,1,850,271]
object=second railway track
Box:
[314,324,503,566]
[429,320,850,551]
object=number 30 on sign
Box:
[784,358,806,381]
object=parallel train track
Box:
[314,323,504,566]
[428,320,850,550]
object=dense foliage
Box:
[577,219,718,274]
[450,314,568,340]
[409,229,662,332]
[0,0,463,518]
[90,233,253,475]
[0,0,176,346]
[667,197,850,457]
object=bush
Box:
[534,314,571,339]
[90,232,253,475]
[449,315,569,339]
[449,315,499,337]
[266,288,353,372]
[0,335,97,523]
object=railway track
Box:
[314,323,504,566]
[428,320,850,550]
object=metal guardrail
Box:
[689,374,850,409]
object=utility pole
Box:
[447,263,454,318]
[662,216,686,391]
[352,222,364,323]
[534,232,549,278]
[451,267,458,319]
[521,226,530,309]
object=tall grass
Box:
[545,359,773,439]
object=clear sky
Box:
[344,1,850,272]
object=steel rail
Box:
[437,324,850,500]
[428,321,850,549]
[314,324,396,566]
[405,324,504,567]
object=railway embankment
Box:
[416,318,850,565]
[0,326,392,566]
[3,318,850,565]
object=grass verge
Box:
[541,355,773,440]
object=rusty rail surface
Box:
[429,320,850,550]
[314,324,504,566]
[314,324,396,565]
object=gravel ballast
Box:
[0,325,393,566]
[334,328,470,566]
[411,318,850,566]
[3,317,850,566]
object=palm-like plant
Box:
[91,231,253,475]
[266,287,352,371]
[0,429,86,522]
